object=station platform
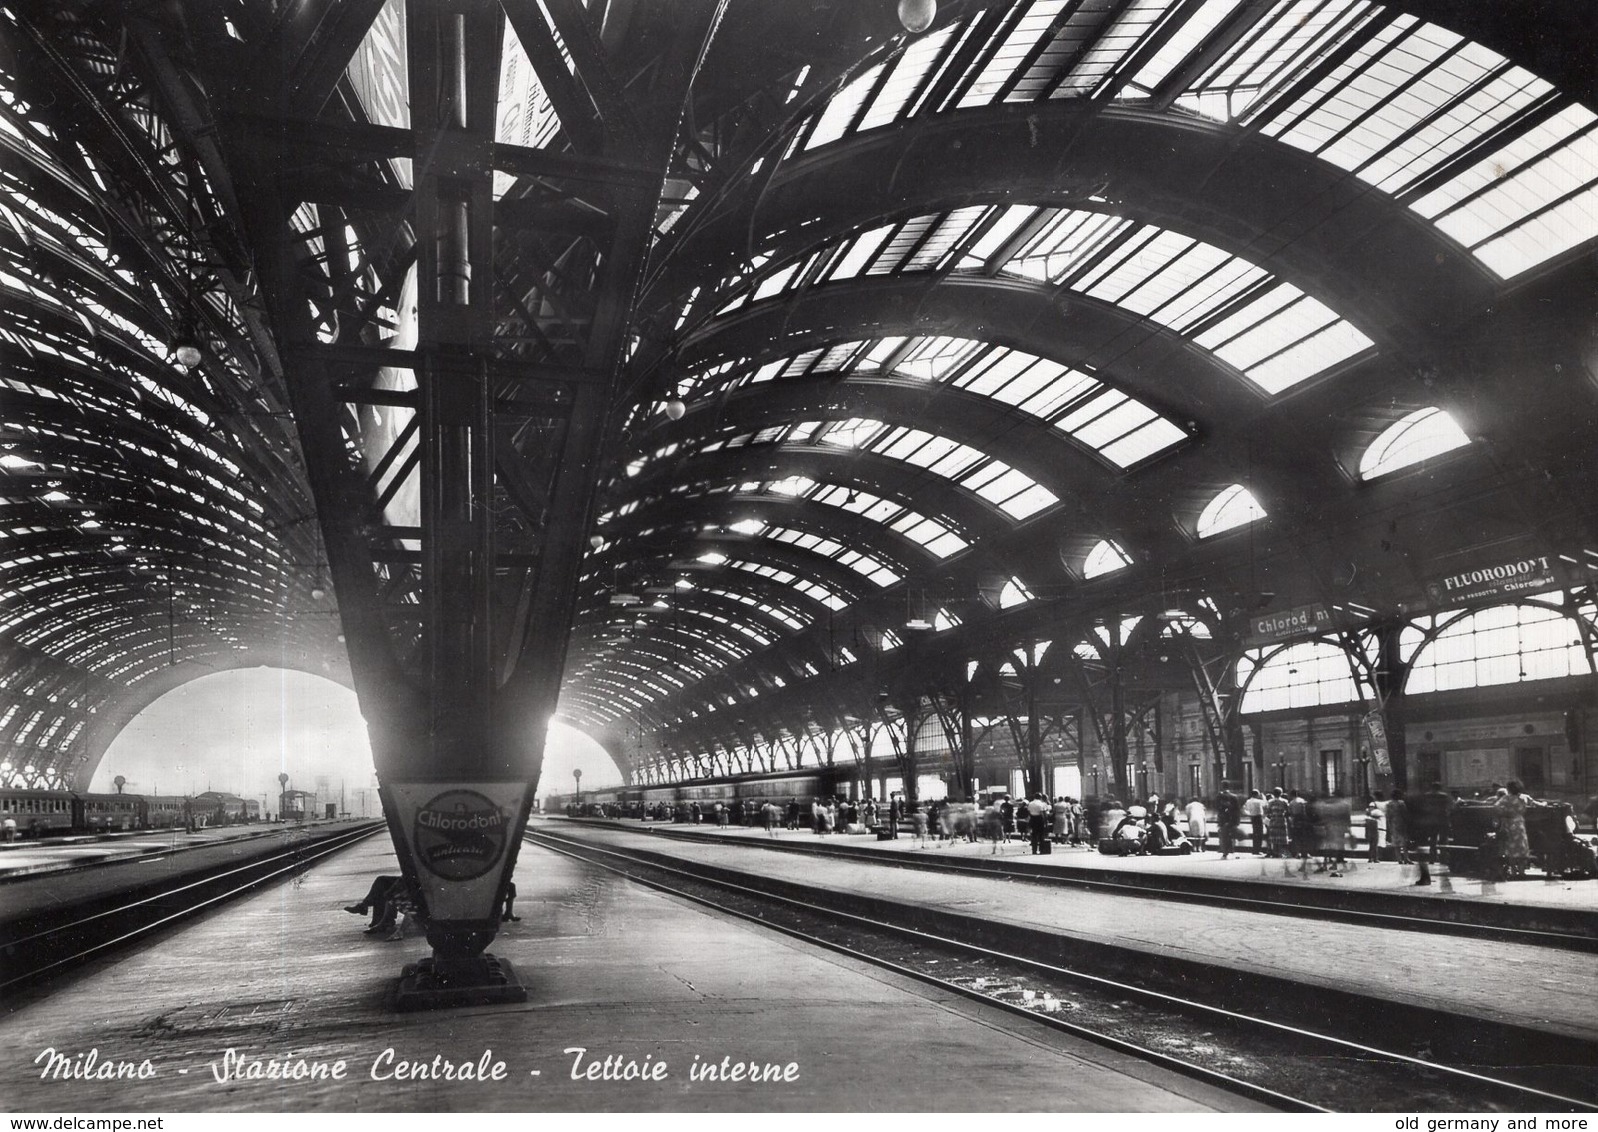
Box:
[595,815,1598,912]
[1,833,1259,1113]
[0,820,361,880]
[539,819,1598,1045]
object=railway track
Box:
[564,817,1598,953]
[0,822,384,998]
[529,824,1597,1113]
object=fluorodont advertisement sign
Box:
[1425,554,1559,607]
[388,781,529,922]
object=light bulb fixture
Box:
[310,586,327,600]
[171,334,203,370]
[663,399,687,421]
[589,534,605,550]
[898,0,936,33]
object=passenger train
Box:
[0,788,261,837]
[549,768,848,819]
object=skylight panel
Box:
[769,476,816,496]
[837,550,900,586]
[753,261,802,301]
[1197,484,1266,537]
[1204,0,1376,122]
[895,335,984,380]
[1241,318,1374,394]
[1069,394,1157,450]
[858,25,959,131]
[807,62,885,150]
[1193,285,1373,393]
[1008,210,1129,282]
[1051,0,1169,98]
[1359,407,1470,479]
[793,579,848,611]
[963,465,1058,518]
[812,341,866,374]
[968,354,1100,419]
[1121,0,1243,96]
[777,350,823,379]
[957,0,1069,109]
[869,216,939,275]
[1100,417,1187,466]
[827,225,895,281]
[960,205,1037,267]
[819,418,882,449]
[891,515,968,558]
[905,207,989,271]
[1265,20,1553,197]
[880,429,970,474]
[1083,539,1132,579]
[1411,102,1598,278]
[1078,229,1200,310]
[1084,237,1241,323]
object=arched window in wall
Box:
[1082,539,1132,579]
[998,577,1034,608]
[1197,484,1266,538]
[1238,640,1362,713]
[1403,601,1592,694]
[1359,408,1470,480]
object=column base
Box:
[392,953,527,1012]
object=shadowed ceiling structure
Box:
[3,0,1597,799]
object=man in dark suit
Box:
[1408,780,1454,886]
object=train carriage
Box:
[0,788,75,836]
[74,792,144,831]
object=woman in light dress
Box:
[1495,779,1532,876]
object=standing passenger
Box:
[1027,794,1050,854]
[1386,790,1410,864]
[1408,781,1453,885]
[1288,789,1312,860]
[1185,796,1208,853]
[1243,789,1266,854]
[1495,779,1531,877]
[1365,794,1384,862]
[1215,785,1240,859]
[1265,790,1290,858]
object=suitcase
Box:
[1039,839,1052,855]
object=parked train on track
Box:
[0,788,260,838]
[550,768,849,820]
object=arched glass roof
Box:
[6,1,1598,787]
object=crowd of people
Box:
[575,779,1584,882]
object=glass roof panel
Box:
[681,334,1185,467]
[791,2,1598,278]
[858,24,961,131]
[957,0,1072,109]
[807,62,885,150]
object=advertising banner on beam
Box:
[1362,711,1392,777]
[1424,553,1559,608]
[387,781,529,922]
[1245,602,1339,647]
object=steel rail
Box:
[565,817,1597,952]
[529,826,1596,1114]
[0,823,384,994]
